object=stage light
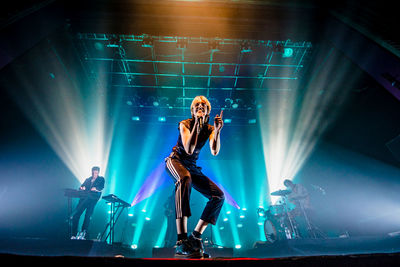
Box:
[237,224,243,228]
[223,218,228,222]
[224,118,232,124]
[158,117,166,122]
[257,222,263,226]
[208,39,220,51]
[240,41,252,53]
[235,244,242,249]
[241,208,247,211]
[219,227,224,230]
[239,215,245,219]
[259,45,359,204]
[141,209,146,213]
[131,116,140,121]
[126,100,133,106]
[128,213,133,217]
[145,217,151,221]
[282,48,294,58]
[142,37,154,48]
[226,211,231,214]
[224,98,233,108]
[131,244,137,249]
[176,38,188,49]
[248,119,256,124]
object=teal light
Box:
[282,48,294,58]
[131,116,140,121]
[158,117,166,122]
[154,217,168,248]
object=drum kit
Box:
[262,189,326,243]
[262,189,299,243]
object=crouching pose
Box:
[165,96,225,258]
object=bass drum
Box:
[264,219,284,243]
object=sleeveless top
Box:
[171,118,214,166]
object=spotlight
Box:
[131,244,138,249]
[142,36,154,48]
[131,116,140,121]
[145,217,151,221]
[248,119,257,124]
[126,100,133,106]
[239,215,245,219]
[224,118,232,124]
[232,99,243,109]
[158,117,166,122]
[257,207,265,217]
[107,36,120,48]
[177,38,188,49]
[240,41,252,53]
[283,48,294,58]
[128,213,134,217]
[208,40,220,51]
[235,244,242,249]
[224,98,233,108]
[223,218,228,222]
[237,224,243,228]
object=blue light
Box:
[235,244,242,249]
[158,117,166,122]
[131,116,140,121]
[248,119,256,124]
[224,118,232,124]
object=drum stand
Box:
[299,202,327,239]
[282,196,300,239]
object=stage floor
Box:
[1,235,400,261]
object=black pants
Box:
[165,156,225,225]
[71,197,98,236]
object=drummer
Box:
[283,179,312,216]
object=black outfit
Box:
[71,176,105,236]
[165,118,225,225]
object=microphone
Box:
[198,117,203,130]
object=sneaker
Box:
[174,239,203,259]
[187,234,205,258]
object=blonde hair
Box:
[190,96,211,116]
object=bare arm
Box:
[210,110,223,156]
[209,129,221,156]
[180,119,201,155]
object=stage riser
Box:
[0,238,135,257]
[152,247,233,258]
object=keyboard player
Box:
[71,166,105,240]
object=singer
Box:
[165,95,225,258]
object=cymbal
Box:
[270,189,292,196]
